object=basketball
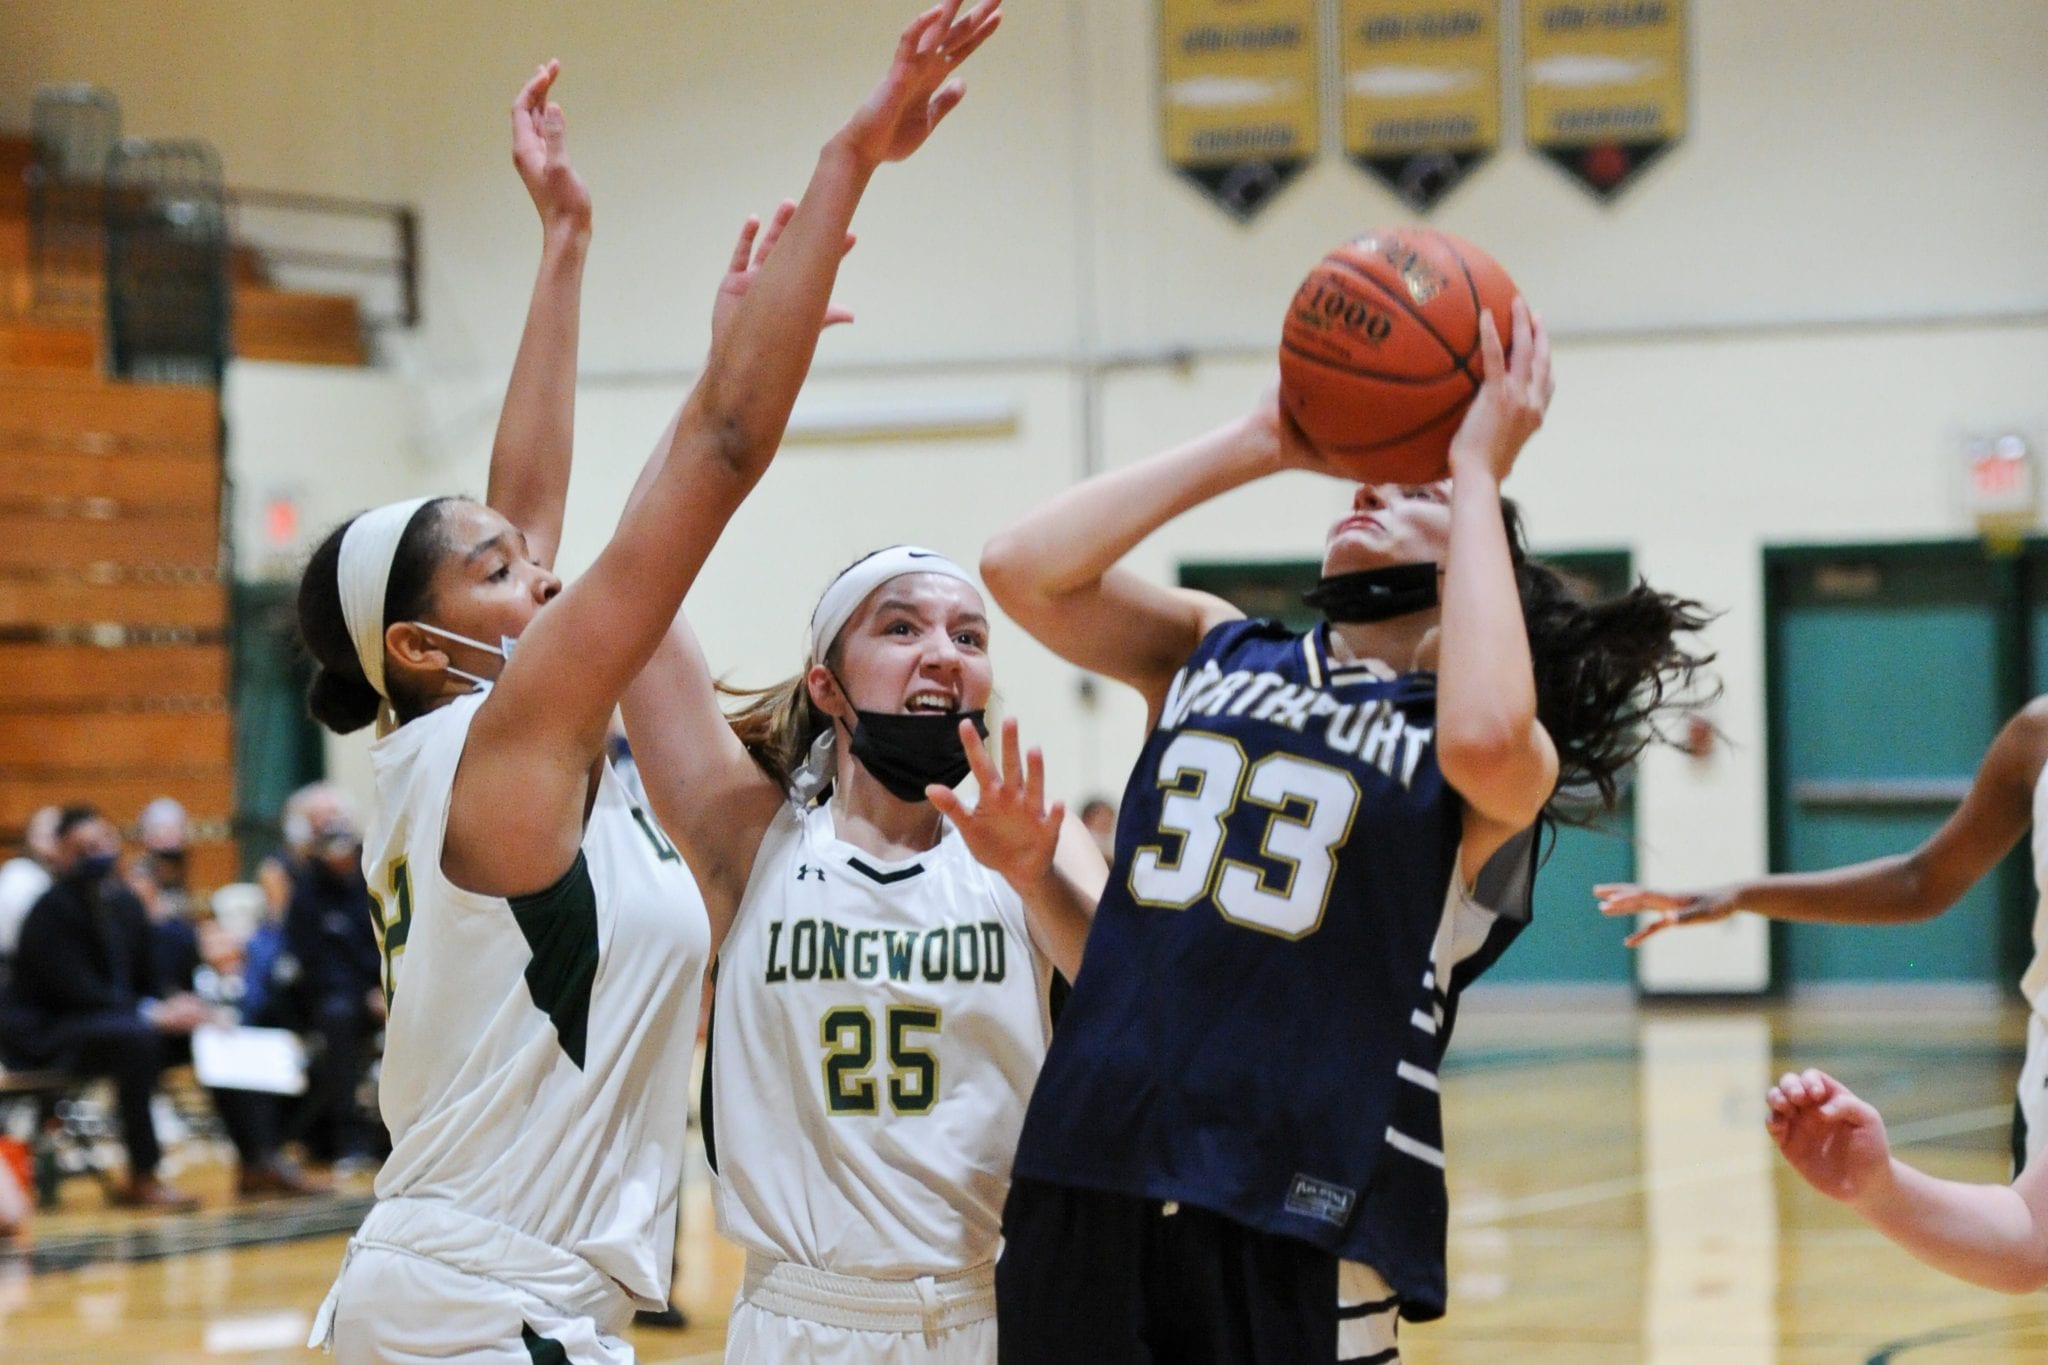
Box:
[1279,227,1520,483]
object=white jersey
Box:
[359,692,710,1307]
[2022,760,2048,1017]
[710,795,1052,1279]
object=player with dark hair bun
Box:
[982,302,1711,1363]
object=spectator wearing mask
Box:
[0,806,60,960]
[0,806,324,1209]
[278,798,385,1167]
[130,797,203,992]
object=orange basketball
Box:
[1279,227,1520,483]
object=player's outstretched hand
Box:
[1595,882,1740,947]
[1448,297,1551,484]
[1767,1068,1895,1205]
[511,60,591,237]
[927,716,1063,894]
[1245,384,1340,478]
[840,0,1003,169]
[710,200,857,343]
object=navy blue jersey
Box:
[1012,618,1534,1321]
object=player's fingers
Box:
[926,784,966,822]
[1621,919,1667,949]
[843,231,859,259]
[1529,311,1552,407]
[1000,716,1023,788]
[901,7,943,61]
[823,306,857,328]
[948,8,1003,64]
[1508,296,1533,387]
[755,200,798,268]
[1024,746,1046,814]
[1477,310,1505,385]
[1047,799,1066,834]
[960,718,997,790]
[928,79,967,130]
[1777,1071,1806,1102]
[541,103,568,159]
[727,216,761,275]
[514,61,554,115]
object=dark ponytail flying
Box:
[1501,499,1717,819]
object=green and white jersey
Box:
[361,692,709,1308]
[709,795,1053,1279]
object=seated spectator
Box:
[276,800,385,1167]
[0,806,325,1209]
[130,797,202,991]
[0,806,60,960]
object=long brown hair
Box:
[719,657,837,795]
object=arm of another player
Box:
[1599,701,2046,946]
[455,1,1000,896]
[1768,1068,2048,1293]
[485,60,592,572]
[1437,301,1559,872]
[927,718,1105,981]
[617,210,853,945]
[979,398,1331,724]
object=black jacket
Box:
[281,864,381,1017]
[0,874,166,1067]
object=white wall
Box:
[13,0,2048,988]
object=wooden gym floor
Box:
[0,998,2040,1363]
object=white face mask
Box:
[410,622,517,692]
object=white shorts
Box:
[320,1243,637,1364]
[2017,1011,2048,1176]
[723,1254,995,1365]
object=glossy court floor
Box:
[1,999,2041,1363]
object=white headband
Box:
[807,545,976,662]
[337,496,434,701]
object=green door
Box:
[1179,552,1636,985]
[1769,550,2016,985]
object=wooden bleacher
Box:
[0,366,241,891]
[0,131,367,369]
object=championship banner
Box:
[1340,2,1500,213]
[1520,0,1687,201]
[1159,0,1320,221]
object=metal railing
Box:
[225,186,419,330]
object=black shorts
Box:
[996,1177,1401,1365]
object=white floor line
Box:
[1454,1103,2012,1227]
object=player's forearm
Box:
[487,226,589,568]
[1436,469,1535,747]
[1854,1160,2048,1293]
[1010,863,1095,983]
[983,415,1276,604]
[1721,855,1940,925]
[696,138,873,472]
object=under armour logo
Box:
[796,864,825,882]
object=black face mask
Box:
[1302,564,1440,623]
[843,708,989,804]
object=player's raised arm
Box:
[980,393,1337,723]
[1599,700,2048,946]
[453,0,1005,897]
[485,60,592,573]
[1768,1068,2048,1293]
[1435,300,1558,860]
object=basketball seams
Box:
[1314,400,1464,456]
[1324,254,1467,376]
[1279,339,1476,389]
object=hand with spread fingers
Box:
[1767,1068,1893,1204]
[840,0,1003,169]
[927,716,1063,895]
[711,200,857,344]
[1595,882,1741,947]
[511,59,591,238]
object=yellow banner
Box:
[1341,1,1499,211]
[1521,0,1687,198]
[1160,0,1321,220]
